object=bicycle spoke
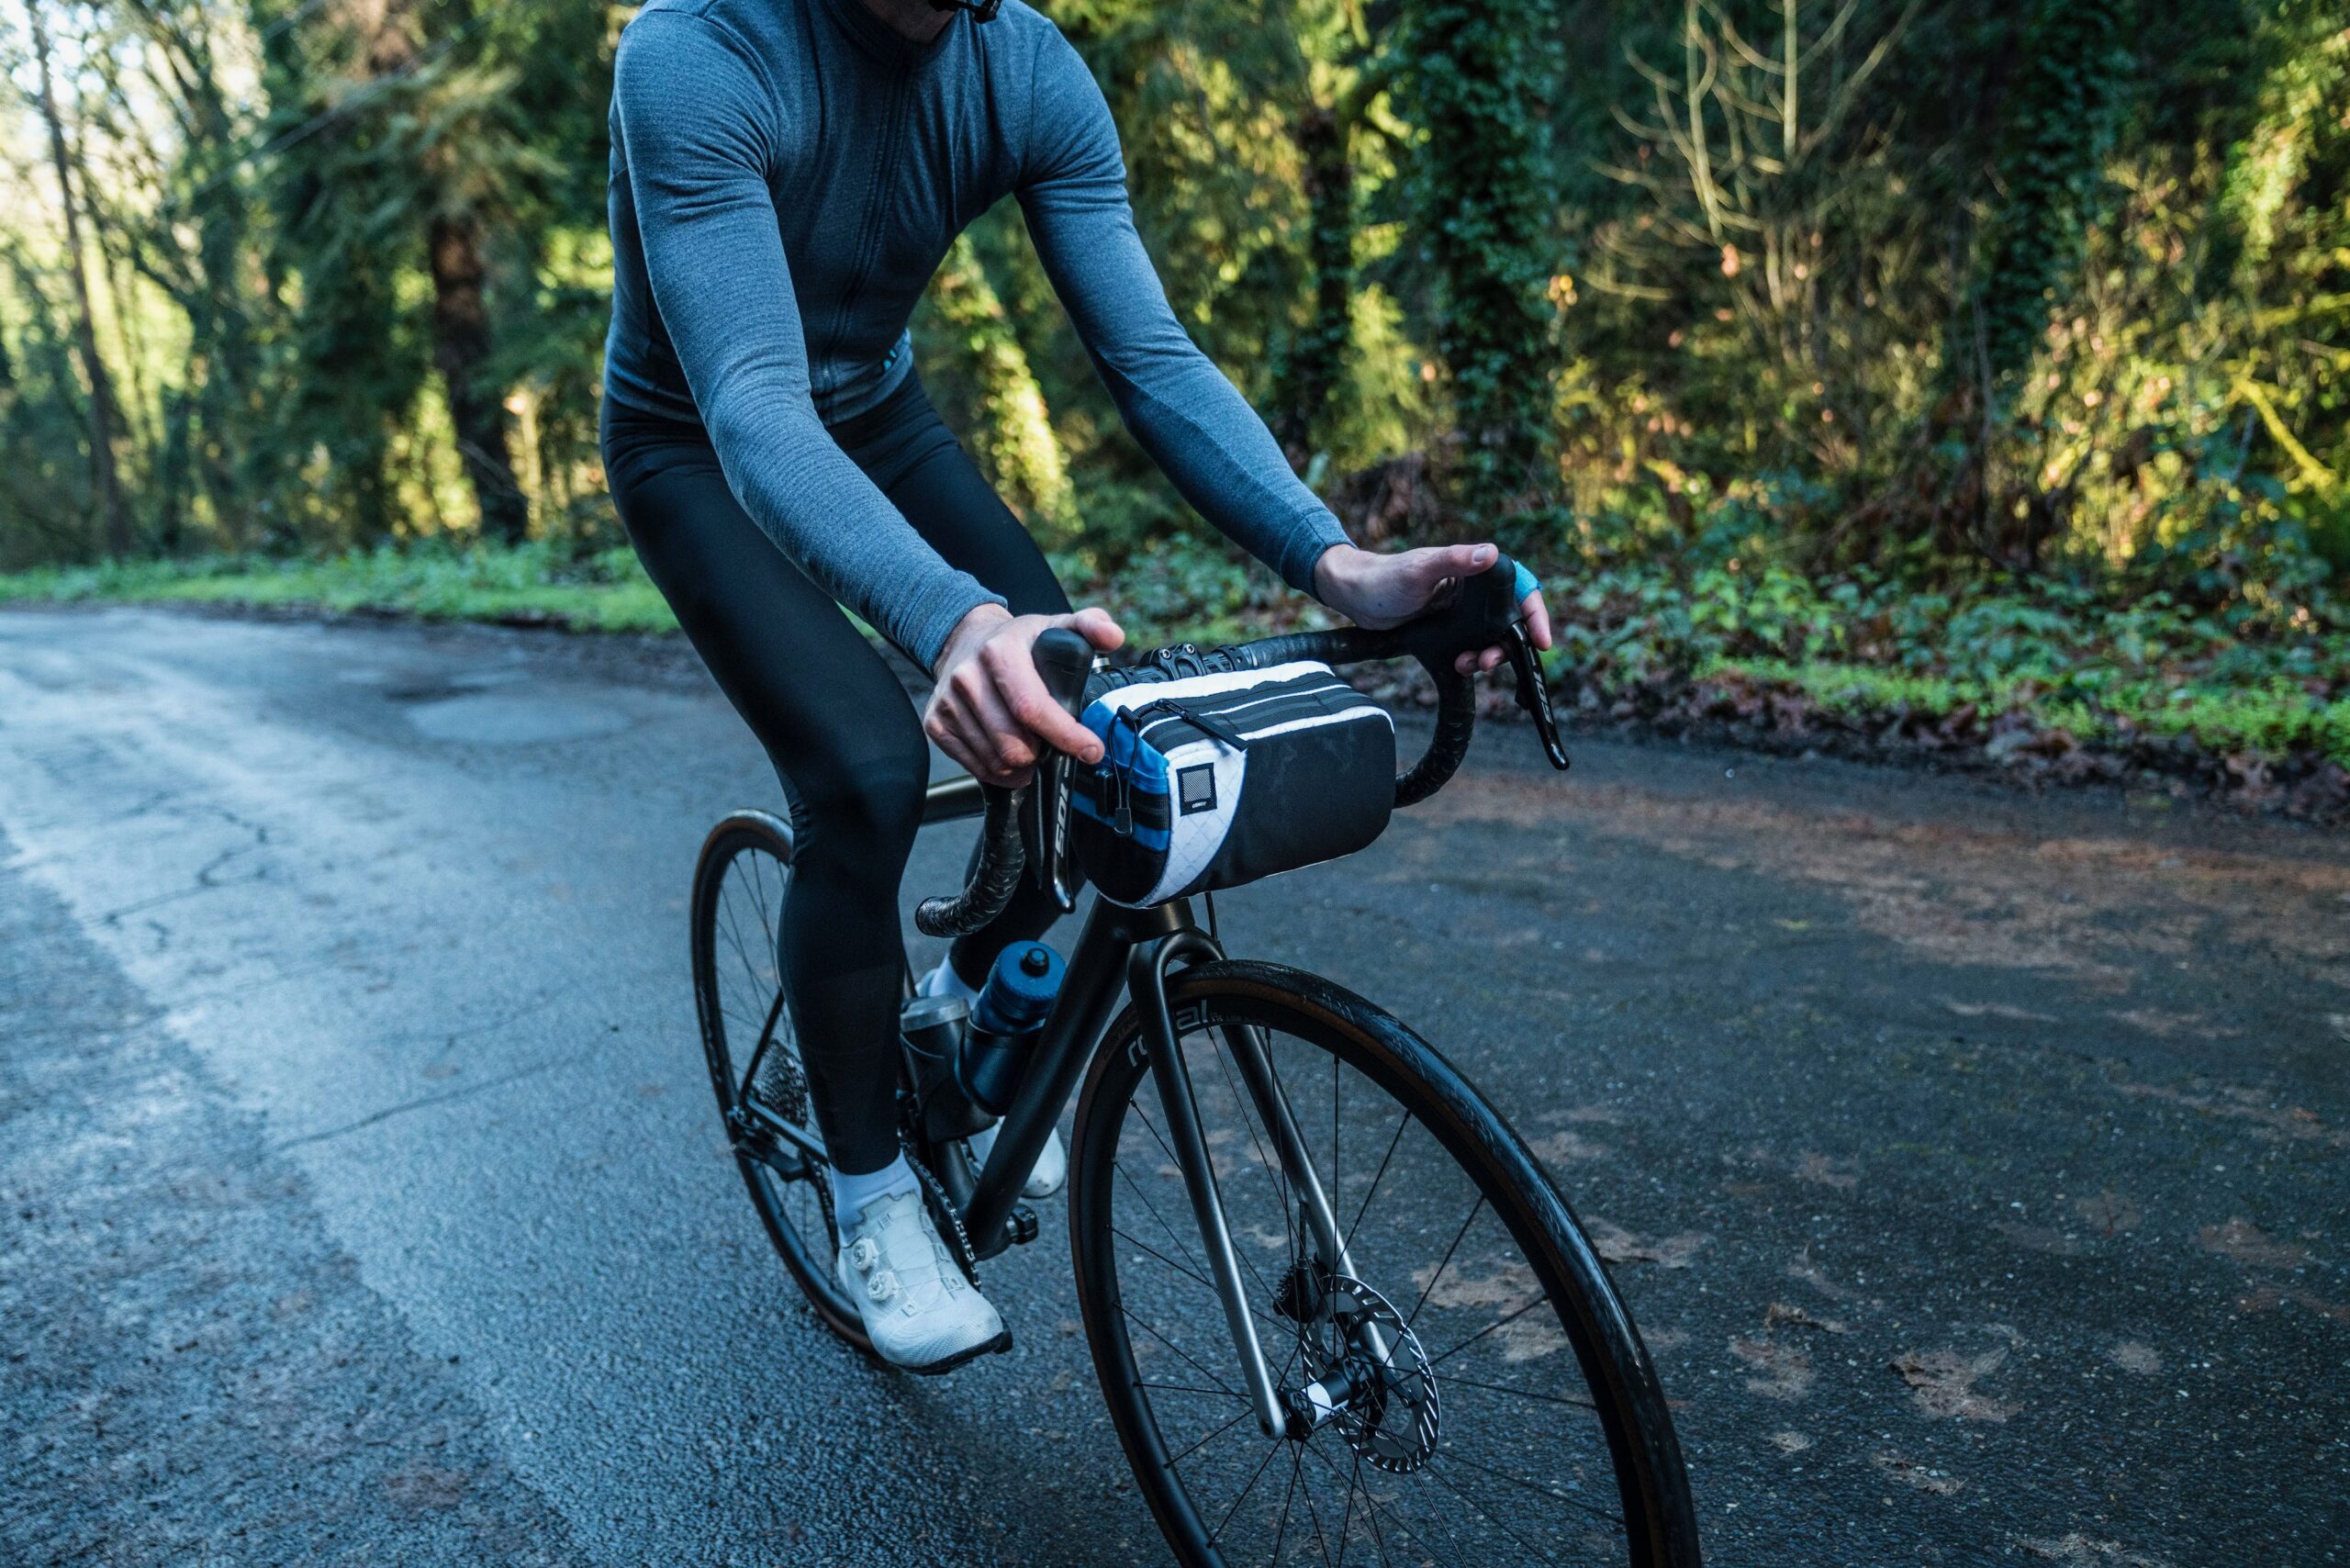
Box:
[1434,1450,1624,1532]
[1112,1155,1212,1281]
[1334,1450,1363,1568]
[1418,1457,1571,1564]
[1138,1379,1246,1399]
[1296,1442,1334,1566]
[745,850,776,955]
[1270,1445,1303,1567]
[1405,1193,1486,1332]
[1427,1294,1550,1369]
[1436,1371,1596,1413]
[1133,1102,1281,1312]
[1117,1304,1243,1402]
[1298,1435,1457,1565]
[1110,1224,1291,1338]
[1210,1431,1286,1543]
[1340,1110,1411,1257]
[718,891,765,1010]
[1210,1035,1296,1274]
[1164,1406,1255,1470]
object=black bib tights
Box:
[602,373,1071,1176]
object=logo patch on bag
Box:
[1177,765,1218,815]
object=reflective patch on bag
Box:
[1177,765,1218,815]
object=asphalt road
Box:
[1,605,2343,1567]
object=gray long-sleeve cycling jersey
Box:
[604,0,1352,669]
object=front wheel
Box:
[1069,960,1699,1567]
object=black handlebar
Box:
[912,555,1567,937]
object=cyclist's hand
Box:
[927,604,1125,788]
[1313,543,1552,675]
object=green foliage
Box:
[2,0,2345,786]
[1546,549,2349,763]
[913,235,1079,543]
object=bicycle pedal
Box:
[1003,1204,1039,1248]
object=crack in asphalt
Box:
[270,1052,573,1154]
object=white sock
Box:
[831,1154,918,1221]
[919,956,983,1002]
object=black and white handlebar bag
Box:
[1069,661,1396,908]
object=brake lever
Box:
[1029,628,1095,913]
[1503,621,1571,771]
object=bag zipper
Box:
[1126,697,1250,751]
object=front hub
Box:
[1277,1275,1440,1472]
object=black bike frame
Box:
[916,776,1344,1439]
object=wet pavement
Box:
[1,605,2342,1566]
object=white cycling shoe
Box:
[835,1188,1010,1373]
[964,1120,1066,1199]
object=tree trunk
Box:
[28,0,133,558]
[1274,102,1353,471]
[427,207,528,544]
[923,234,1077,538]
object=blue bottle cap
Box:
[975,941,1064,1032]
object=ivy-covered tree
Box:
[1393,0,1561,539]
[1967,0,2132,398]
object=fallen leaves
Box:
[1888,1347,2020,1422]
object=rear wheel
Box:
[689,811,866,1350]
[1069,960,1699,1567]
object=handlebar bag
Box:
[1069,661,1394,908]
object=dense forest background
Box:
[2,0,2345,795]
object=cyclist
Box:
[601,0,1550,1372]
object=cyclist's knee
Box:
[783,756,925,866]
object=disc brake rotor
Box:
[1297,1274,1440,1473]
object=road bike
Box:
[688,558,1701,1565]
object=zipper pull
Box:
[1108,760,1134,836]
[1180,705,1251,751]
[1107,710,1137,835]
[1134,697,1249,751]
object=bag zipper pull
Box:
[1108,709,1140,835]
[1136,698,1249,752]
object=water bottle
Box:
[956,941,1064,1117]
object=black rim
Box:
[690,813,866,1349]
[1070,963,1698,1568]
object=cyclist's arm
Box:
[611,12,1002,671]
[1014,32,1350,599]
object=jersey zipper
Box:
[832,68,908,365]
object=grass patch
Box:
[1705,657,2350,764]
[0,544,677,635]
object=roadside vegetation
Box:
[2,0,2343,814]
[9,537,2342,815]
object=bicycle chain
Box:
[900,1139,984,1292]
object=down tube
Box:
[963,899,1192,1258]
